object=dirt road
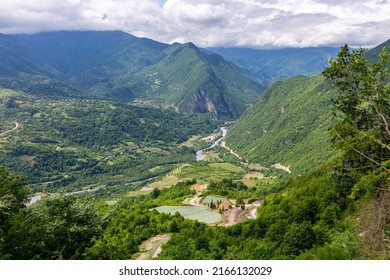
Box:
[0,122,20,137]
[135,234,172,260]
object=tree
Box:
[279,222,317,257]
[323,45,390,174]
[3,195,104,259]
[210,199,215,209]
[0,166,30,229]
[150,188,161,199]
[323,46,390,258]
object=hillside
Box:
[363,39,390,62]
[133,42,262,118]
[0,87,217,192]
[0,34,81,98]
[208,47,340,82]
[226,75,337,173]
[0,31,263,118]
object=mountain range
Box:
[208,46,340,82]
[1,29,390,261]
[0,31,264,119]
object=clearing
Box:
[220,203,260,227]
[135,234,172,260]
[242,171,264,187]
[147,175,179,189]
[209,162,244,173]
[272,163,291,173]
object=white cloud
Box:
[0,0,389,48]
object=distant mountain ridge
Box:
[208,46,340,82]
[0,31,264,119]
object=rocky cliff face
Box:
[174,87,235,119]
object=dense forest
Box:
[0,93,217,192]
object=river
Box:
[196,127,227,161]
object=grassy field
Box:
[209,162,244,173]
[247,163,269,171]
[147,175,180,189]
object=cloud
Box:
[0,0,389,48]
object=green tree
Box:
[323,45,390,174]
[0,166,30,259]
[3,195,104,259]
[0,166,30,227]
[279,221,317,257]
[323,45,390,258]
[150,188,161,199]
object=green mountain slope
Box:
[1,31,263,118]
[0,34,81,97]
[226,75,337,173]
[226,41,390,174]
[363,39,390,63]
[130,42,262,118]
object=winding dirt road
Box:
[0,122,20,138]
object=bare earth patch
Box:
[190,183,208,193]
[135,234,172,260]
[272,163,291,173]
[20,155,36,166]
[221,207,246,227]
[219,203,260,227]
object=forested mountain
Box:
[208,47,339,82]
[226,42,390,174]
[0,31,263,118]
[226,75,337,173]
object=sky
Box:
[0,0,390,48]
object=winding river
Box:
[196,127,227,161]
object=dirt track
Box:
[136,234,172,260]
[0,122,20,137]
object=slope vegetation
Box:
[226,75,338,173]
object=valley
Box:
[0,31,389,261]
